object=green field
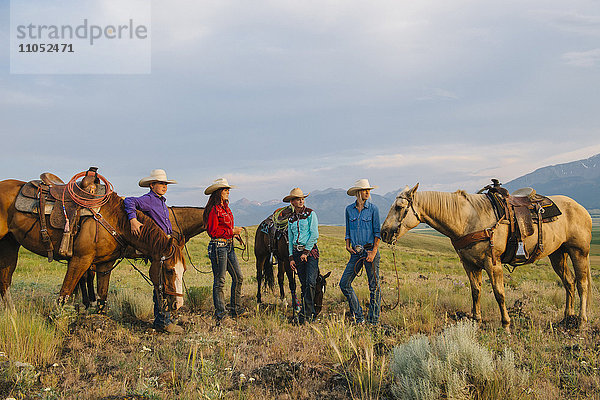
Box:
[1,222,599,399]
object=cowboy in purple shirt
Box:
[123,169,183,334]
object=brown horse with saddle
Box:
[78,205,206,310]
[381,181,592,332]
[0,169,187,313]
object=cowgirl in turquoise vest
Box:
[285,188,319,324]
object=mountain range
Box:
[231,153,600,226]
[504,153,600,210]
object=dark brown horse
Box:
[0,179,186,312]
[314,271,331,316]
[255,210,299,312]
[78,206,205,309]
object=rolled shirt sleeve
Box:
[345,207,351,240]
[372,203,381,239]
[124,196,144,221]
[305,211,319,251]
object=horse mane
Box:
[102,193,185,263]
[415,190,495,224]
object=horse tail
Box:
[587,255,592,312]
[264,253,275,290]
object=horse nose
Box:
[381,229,389,243]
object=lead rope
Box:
[351,244,400,312]
[170,208,212,274]
[385,241,401,311]
[234,227,250,262]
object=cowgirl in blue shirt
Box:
[340,179,381,324]
[285,188,319,324]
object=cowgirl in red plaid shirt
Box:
[203,178,245,322]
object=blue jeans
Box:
[340,250,381,324]
[293,249,319,324]
[153,289,172,329]
[209,242,244,320]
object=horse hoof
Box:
[97,302,107,314]
[56,295,70,306]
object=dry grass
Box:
[0,224,598,399]
[0,308,62,367]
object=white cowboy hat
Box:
[283,187,310,203]
[138,169,178,188]
[204,178,235,195]
[347,179,378,196]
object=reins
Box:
[170,208,212,274]
[350,243,401,312]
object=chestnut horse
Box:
[381,184,592,332]
[78,206,205,309]
[0,179,186,312]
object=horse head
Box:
[314,271,331,317]
[381,183,420,244]
[150,235,187,313]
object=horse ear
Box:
[408,183,419,198]
[323,271,331,279]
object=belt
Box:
[211,238,233,245]
[354,243,374,252]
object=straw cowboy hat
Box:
[204,178,235,195]
[138,169,178,187]
[283,188,310,203]
[347,179,378,196]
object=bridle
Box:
[157,244,185,298]
[390,194,421,243]
[153,243,186,313]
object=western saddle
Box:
[15,168,104,261]
[452,179,562,266]
[259,205,294,260]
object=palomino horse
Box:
[0,179,186,313]
[254,213,299,310]
[78,206,205,309]
[381,184,592,331]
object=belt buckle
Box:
[353,245,364,253]
[294,244,305,252]
[213,239,228,247]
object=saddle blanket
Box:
[15,181,103,228]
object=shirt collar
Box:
[354,200,370,209]
[148,190,166,202]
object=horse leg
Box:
[0,235,20,312]
[462,261,483,323]
[284,260,299,315]
[58,254,95,305]
[256,255,264,303]
[484,260,511,331]
[549,249,576,321]
[566,247,591,325]
[277,260,286,300]
[95,261,114,313]
[87,269,97,306]
[78,270,91,309]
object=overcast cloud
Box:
[1,0,599,205]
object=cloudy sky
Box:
[1,0,599,205]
